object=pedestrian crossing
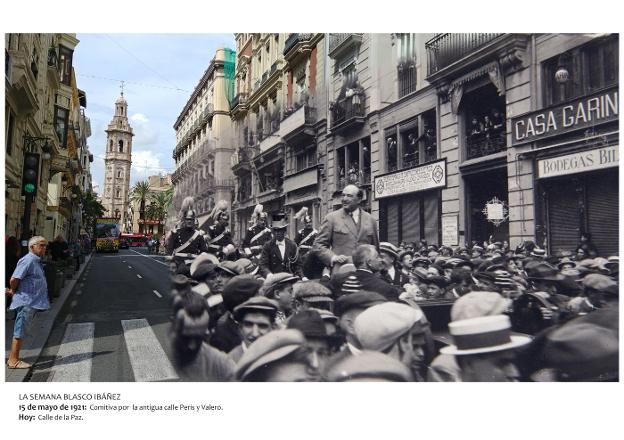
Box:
[42,318,179,382]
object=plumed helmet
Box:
[294,207,312,224]
[253,204,268,221]
[209,200,229,224]
[180,197,196,220]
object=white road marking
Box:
[128,266,133,269]
[152,290,162,298]
[50,323,95,382]
[129,249,170,267]
[121,319,178,382]
[136,274,142,279]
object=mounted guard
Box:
[242,204,272,260]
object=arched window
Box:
[118,140,124,153]
[109,140,113,151]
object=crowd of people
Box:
[164,186,618,382]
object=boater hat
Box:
[440,315,531,356]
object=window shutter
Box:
[547,181,581,255]
[586,172,618,256]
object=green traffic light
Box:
[24,183,36,194]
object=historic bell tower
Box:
[102,88,134,231]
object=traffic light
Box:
[22,152,40,196]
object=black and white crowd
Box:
[164,188,618,382]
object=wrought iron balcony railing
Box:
[425,33,503,76]
[466,130,507,160]
[329,33,364,58]
[330,92,366,130]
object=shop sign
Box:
[138,219,161,225]
[374,159,446,200]
[511,87,618,146]
[537,145,619,179]
[442,215,459,246]
[482,197,508,227]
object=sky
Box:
[72,33,235,194]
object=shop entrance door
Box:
[465,167,509,245]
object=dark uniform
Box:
[294,226,318,256]
[207,223,236,261]
[167,227,209,274]
[167,227,209,256]
[242,224,272,260]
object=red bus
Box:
[120,233,149,247]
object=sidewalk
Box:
[4,253,93,382]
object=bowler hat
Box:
[235,329,306,381]
[324,350,413,382]
[440,315,531,356]
[287,309,331,340]
[334,291,387,317]
[524,261,565,281]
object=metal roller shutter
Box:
[386,199,400,245]
[401,194,420,244]
[547,181,581,255]
[424,192,439,245]
[586,171,619,257]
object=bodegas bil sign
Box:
[511,87,618,146]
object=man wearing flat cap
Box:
[313,184,379,269]
[324,350,413,382]
[209,275,263,353]
[354,302,431,381]
[566,273,619,315]
[261,272,300,326]
[325,291,388,368]
[259,219,299,277]
[235,329,319,381]
[229,296,279,363]
[379,242,403,287]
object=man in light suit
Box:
[313,184,379,268]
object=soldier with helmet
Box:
[293,207,318,258]
[206,200,237,261]
[242,204,272,260]
[167,197,210,274]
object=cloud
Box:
[131,113,149,123]
[128,112,158,146]
[131,150,165,185]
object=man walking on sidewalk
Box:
[5,236,50,369]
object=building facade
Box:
[129,174,172,235]
[229,33,328,242]
[172,48,236,230]
[172,33,618,257]
[101,93,133,230]
[5,33,93,243]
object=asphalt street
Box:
[28,248,178,382]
